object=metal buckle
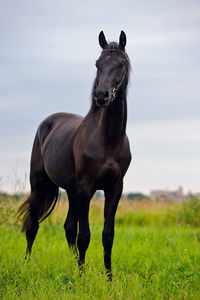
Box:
[111,88,117,102]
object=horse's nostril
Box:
[104,91,109,98]
[96,90,109,99]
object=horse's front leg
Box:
[77,185,94,269]
[103,180,123,280]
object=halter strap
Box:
[110,70,126,102]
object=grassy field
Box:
[1,194,200,299]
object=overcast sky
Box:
[0,0,200,194]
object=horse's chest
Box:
[74,133,131,187]
[79,145,122,184]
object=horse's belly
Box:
[44,157,75,189]
[43,137,75,189]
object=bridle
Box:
[101,49,129,102]
[110,70,126,102]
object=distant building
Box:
[150,187,188,201]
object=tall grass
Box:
[0,194,200,227]
[1,193,200,299]
[1,193,200,228]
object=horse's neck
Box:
[98,92,127,146]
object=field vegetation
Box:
[0,192,200,299]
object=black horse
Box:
[17,31,132,279]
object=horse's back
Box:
[37,112,82,144]
[33,112,83,188]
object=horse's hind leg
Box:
[24,172,59,259]
[24,191,39,259]
[64,183,78,254]
[17,134,59,259]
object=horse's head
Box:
[94,31,129,108]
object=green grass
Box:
[1,196,200,299]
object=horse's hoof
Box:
[106,270,112,282]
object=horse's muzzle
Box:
[95,90,110,107]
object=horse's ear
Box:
[99,31,108,49]
[119,30,126,49]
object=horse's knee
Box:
[77,232,90,251]
[102,230,114,251]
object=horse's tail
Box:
[16,188,59,232]
[16,196,32,232]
